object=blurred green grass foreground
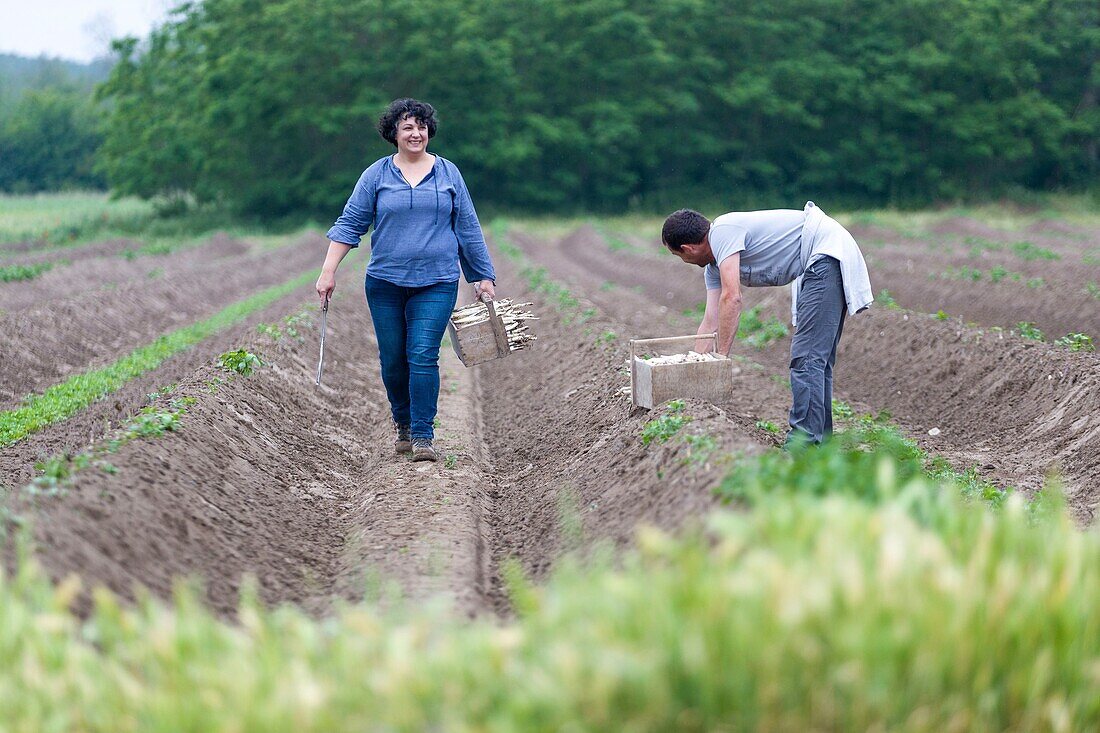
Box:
[3,429,1097,731]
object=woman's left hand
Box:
[474,280,496,301]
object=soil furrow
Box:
[475,242,769,608]
[0,234,322,408]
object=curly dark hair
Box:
[377,98,438,147]
[661,209,711,251]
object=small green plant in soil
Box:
[963,236,1002,256]
[604,234,634,252]
[1016,322,1044,341]
[123,407,184,439]
[642,400,691,445]
[877,290,899,309]
[0,262,54,282]
[683,302,706,318]
[27,454,92,496]
[1085,281,1100,300]
[218,350,263,376]
[256,323,281,339]
[596,330,617,345]
[282,311,312,340]
[1010,241,1059,261]
[832,398,855,421]
[737,305,788,349]
[1026,277,1045,289]
[1053,333,1094,352]
[256,310,312,342]
[754,420,781,434]
[444,454,458,469]
[522,265,580,312]
[680,433,718,466]
[145,384,177,403]
[935,310,949,321]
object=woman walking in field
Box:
[315,98,497,462]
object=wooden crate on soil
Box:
[447,297,537,367]
[630,333,733,409]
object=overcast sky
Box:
[0,0,175,63]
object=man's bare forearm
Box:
[716,292,742,354]
[696,318,719,353]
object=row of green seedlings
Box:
[1,216,250,283]
[879,290,1094,351]
[1012,322,1094,351]
[724,400,1013,510]
[926,309,1095,352]
[641,398,1009,509]
[256,310,313,343]
[592,223,644,255]
[681,303,789,349]
[13,350,263,507]
[0,240,204,284]
[640,400,718,475]
[962,236,1060,262]
[0,261,58,283]
[931,265,1043,288]
[490,220,613,342]
[0,270,316,447]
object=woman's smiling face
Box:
[396,115,430,155]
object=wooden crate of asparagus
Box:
[447,298,537,366]
[630,333,733,409]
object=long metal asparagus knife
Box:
[315,296,328,386]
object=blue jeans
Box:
[364,275,458,440]
[787,256,846,445]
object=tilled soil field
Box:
[1,214,1098,618]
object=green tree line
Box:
[0,55,109,193]
[29,0,1100,212]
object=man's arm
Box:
[696,288,721,353]
[715,253,743,354]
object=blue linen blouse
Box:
[326,154,497,288]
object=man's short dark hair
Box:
[662,209,710,251]
[378,98,438,146]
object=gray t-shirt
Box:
[703,209,806,290]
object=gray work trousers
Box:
[787,256,846,445]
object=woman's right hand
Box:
[316,270,336,303]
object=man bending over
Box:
[661,202,873,446]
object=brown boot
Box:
[410,438,438,462]
[394,423,412,454]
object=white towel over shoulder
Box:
[791,201,874,327]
